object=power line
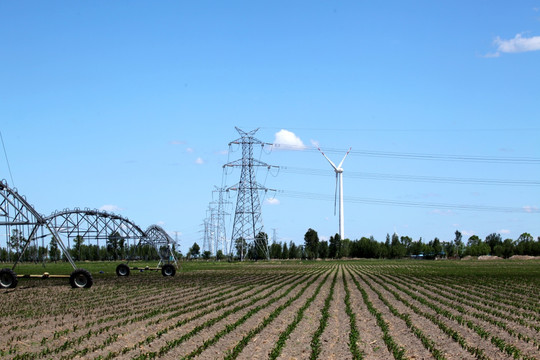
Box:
[271,144,540,164]
[278,190,538,213]
[279,166,540,186]
[259,126,540,133]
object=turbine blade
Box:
[334,174,338,216]
[337,147,352,169]
[318,147,338,170]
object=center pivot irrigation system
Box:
[0,180,178,289]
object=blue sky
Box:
[1,1,539,253]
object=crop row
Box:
[3,267,325,359]
[354,266,539,360]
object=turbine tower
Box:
[318,147,351,240]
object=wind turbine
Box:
[318,147,352,240]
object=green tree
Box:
[107,231,124,260]
[432,237,442,255]
[400,236,413,255]
[73,235,84,261]
[269,242,282,259]
[304,228,319,259]
[216,250,225,261]
[234,237,247,259]
[515,233,534,255]
[49,237,60,262]
[0,247,7,262]
[409,238,423,256]
[328,233,341,258]
[253,232,269,260]
[189,242,200,259]
[502,238,514,258]
[318,240,329,259]
[390,233,406,259]
[202,250,212,260]
[465,235,490,256]
[454,230,463,257]
[281,242,289,259]
[289,242,298,259]
[8,229,25,258]
[340,238,351,258]
[485,233,502,254]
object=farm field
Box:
[1,260,539,360]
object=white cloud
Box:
[523,205,539,213]
[99,204,122,213]
[170,140,185,145]
[264,198,280,205]
[157,221,165,226]
[310,139,320,148]
[499,229,511,235]
[195,157,204,164]
[273,129,305,150]
[216,149,228,155]
[490,33,540,56]
[186,147,194,153]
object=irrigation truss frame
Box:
[0,179,178,289]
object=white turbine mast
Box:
[318,147,352,240]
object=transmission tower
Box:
[224,127,277,260]
[212,186,231,256]
[201,214,213,255]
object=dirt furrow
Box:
[166,272,321,359]
[276,269,334,360]
[344,267,392,360]
[352,269,433,360]
[365,272,474,359]
[231,268,334,360]
[378,273,519,359]
[105,273,309,359]
[318,266,351,360]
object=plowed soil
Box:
[1,260,539,359]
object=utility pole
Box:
[224,127,277,260]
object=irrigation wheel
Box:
[69,269,93,288]
[161,264,176,277]
[0,268,18,289]
[116,263,130,277]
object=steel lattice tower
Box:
[224,127,276,260]
[212,186,231,256]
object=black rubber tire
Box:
[116,263,130,277]
[69,269,93,288]
[161,264,176,277]
[0,268,18,289]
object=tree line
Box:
[186,229,540,261]
[3,228,539,263]
[0,230,178,263]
